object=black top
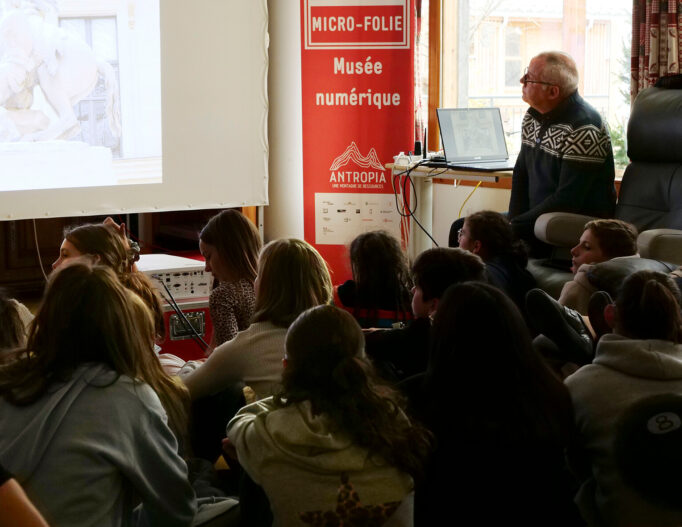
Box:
[364,317,431,383]
[485,255,536,315]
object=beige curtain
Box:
[631,0,681,103]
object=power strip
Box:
[137,254,212,300]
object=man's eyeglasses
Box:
[521,67,556,87]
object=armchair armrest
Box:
[533,212,596,247]
[637,229,682,265]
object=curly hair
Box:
[275,305,431,479]
[583,219,638,260]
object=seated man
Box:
[449,51,616,254]
[364,247,485,382]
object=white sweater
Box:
[182,320,286,401]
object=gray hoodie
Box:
[565,334,682,527]
[0,363,196,527]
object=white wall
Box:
[432,184,510,246]
[264,0,304,241]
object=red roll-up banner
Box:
[300,0,415,282]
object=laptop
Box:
[430,107,516,172]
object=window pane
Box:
[505,59,521,87]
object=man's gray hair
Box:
[536,51,579,95]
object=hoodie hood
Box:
[0,363,118,482]
[228,398,395,475]
[260,400,379,474]
[594,333,682,380]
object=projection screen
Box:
[0,0,269,221]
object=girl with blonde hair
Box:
[183,238,333,401]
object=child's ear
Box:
[282,357,288,369]
[472,240,482,255]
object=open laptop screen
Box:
[437,108,509,163]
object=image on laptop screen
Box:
[437,108,509,163]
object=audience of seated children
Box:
[0,463,48,527]
[199,210,262,348]
[182,238,333,402]
[0,290,32,353]
[364,247,486,382]
[334,230,413,328]
[415,281,581,526]
[0,261,195,527]
[565,270,682,527]
[456,210,536,311]
[226,305,431,526]
[526,219,639,367]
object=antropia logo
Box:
[329,142,386,189]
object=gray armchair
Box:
[528,86,682,298]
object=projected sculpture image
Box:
[0,0,121,142]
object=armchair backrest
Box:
[617,87,682,230]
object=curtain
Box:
[631,0,681,103]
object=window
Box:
[429,0,632,168]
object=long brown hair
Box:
[0,262,189,444]
[252,239,333,328]
[199,209,262,282]
[275,305,431,479]
[427,282,574,442]
[65,223,164,337]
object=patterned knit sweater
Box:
[508,91,616,240]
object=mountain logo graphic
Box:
[329,142,384,171]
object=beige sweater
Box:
[182,321,286,401]
[227,398,414,527]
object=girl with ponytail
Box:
[566,270,682,526]
[226,305,430,526]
